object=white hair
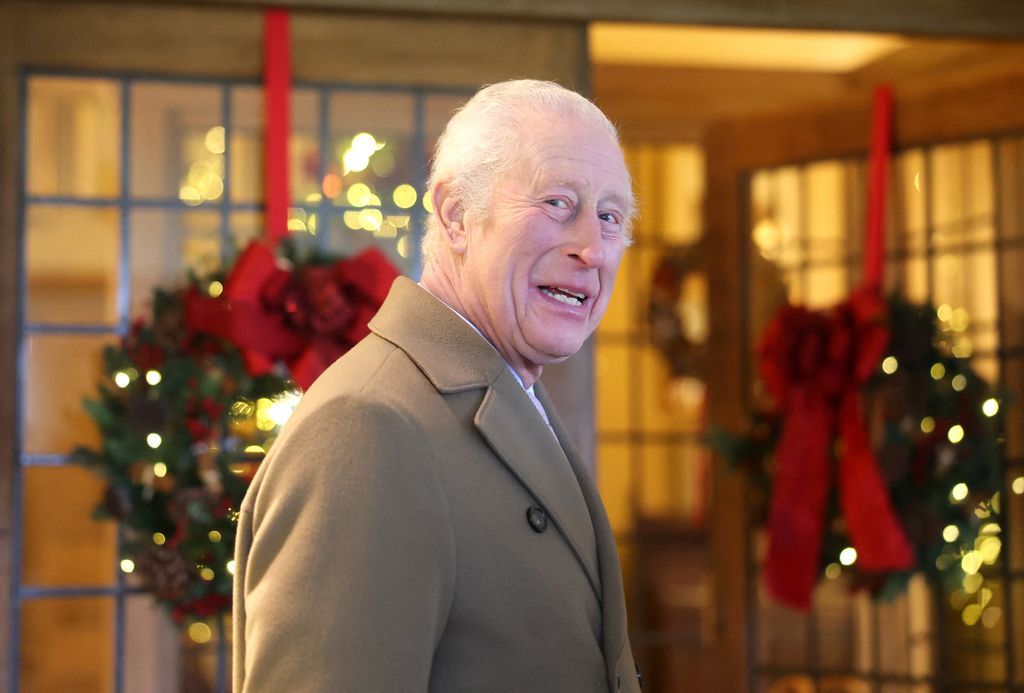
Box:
[420,80,633,262]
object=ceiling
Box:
[588,23,1024,141]
[590,24,907,73]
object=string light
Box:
[1012,477,1024,495]
[146,370,162,386]
[153,532,166,545]
[392,184,417,209]
[189,622,212,644]
[153,462,168,478]
[942,524,959,542]
[113,371,131,388]
[951,374,967,392]
[982,398,999,417]
[120,559,135,574]
[146,433,162,449]
[930,363,946,380]
[920,417,935,433]
[881,356,898,374]
[839,547,857,566]
[825,563,841,579]
[951,482,969,502]
[208,531,222,543]
[947,425,965,444]
[227,560,237,575]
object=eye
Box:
[546,198,569,209]
[599,211,621,225]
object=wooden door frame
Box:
[703,66,1024,692]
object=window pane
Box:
[22,466,116,586]
[129,209,222,318]
[131,81,223,202]
[894,149,927,254]
[323,210,412,274]
[1000,246,1024,350]
[230,85,264,204]
[596,443,633,532]
[328,91,415,216]
[124,596,182,692]
[805,160,849,264]
[636,441,709,525]
[21,597,114,692]
[24,333,117,455]
[595,343,631,434]
[26,205,120,326]
[290,88,321,203]
[27,76,121,198]
[640,346,705,434]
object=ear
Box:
[433,182,468,255]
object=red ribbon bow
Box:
[185,242,398,390]
[757,286,914,610]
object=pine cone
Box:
[136,545,192,602]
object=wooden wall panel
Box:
[88,0,1024,39]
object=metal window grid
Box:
[10,67,473,693]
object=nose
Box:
[565,212,607,268]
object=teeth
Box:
[541,287,585,305]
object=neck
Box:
[419,257,542,389]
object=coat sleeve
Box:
[233,395,456,692]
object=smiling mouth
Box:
[540,286,587,306]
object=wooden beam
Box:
[77,0,1024,39]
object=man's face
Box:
[455,110,631,378]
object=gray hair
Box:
[420,80,633,262]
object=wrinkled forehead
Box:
[519,115,633,209]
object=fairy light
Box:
[146,433,162,449]
[982,398,999,417]
[839,547,857,566]
[951,482,969,502]
[881,356,898,375]
[948,425,965,444]
[113,371,131,388]
[189,622,212,644]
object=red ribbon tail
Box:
[763,390,834,610]
[838,393,914,572]
[263,9,291,245]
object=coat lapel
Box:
[474,370,602,600]
[539,386,630,673]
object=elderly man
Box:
[233,79,640,692]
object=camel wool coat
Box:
[233,277,640,692]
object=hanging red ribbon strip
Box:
[263,9,291,245]
[864,85,892,289]
[757,86,913,611]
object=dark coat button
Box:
[526,505,548,533]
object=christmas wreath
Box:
[648,244,708,377]
[72,240,399,624]
[709,293,1005,610]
